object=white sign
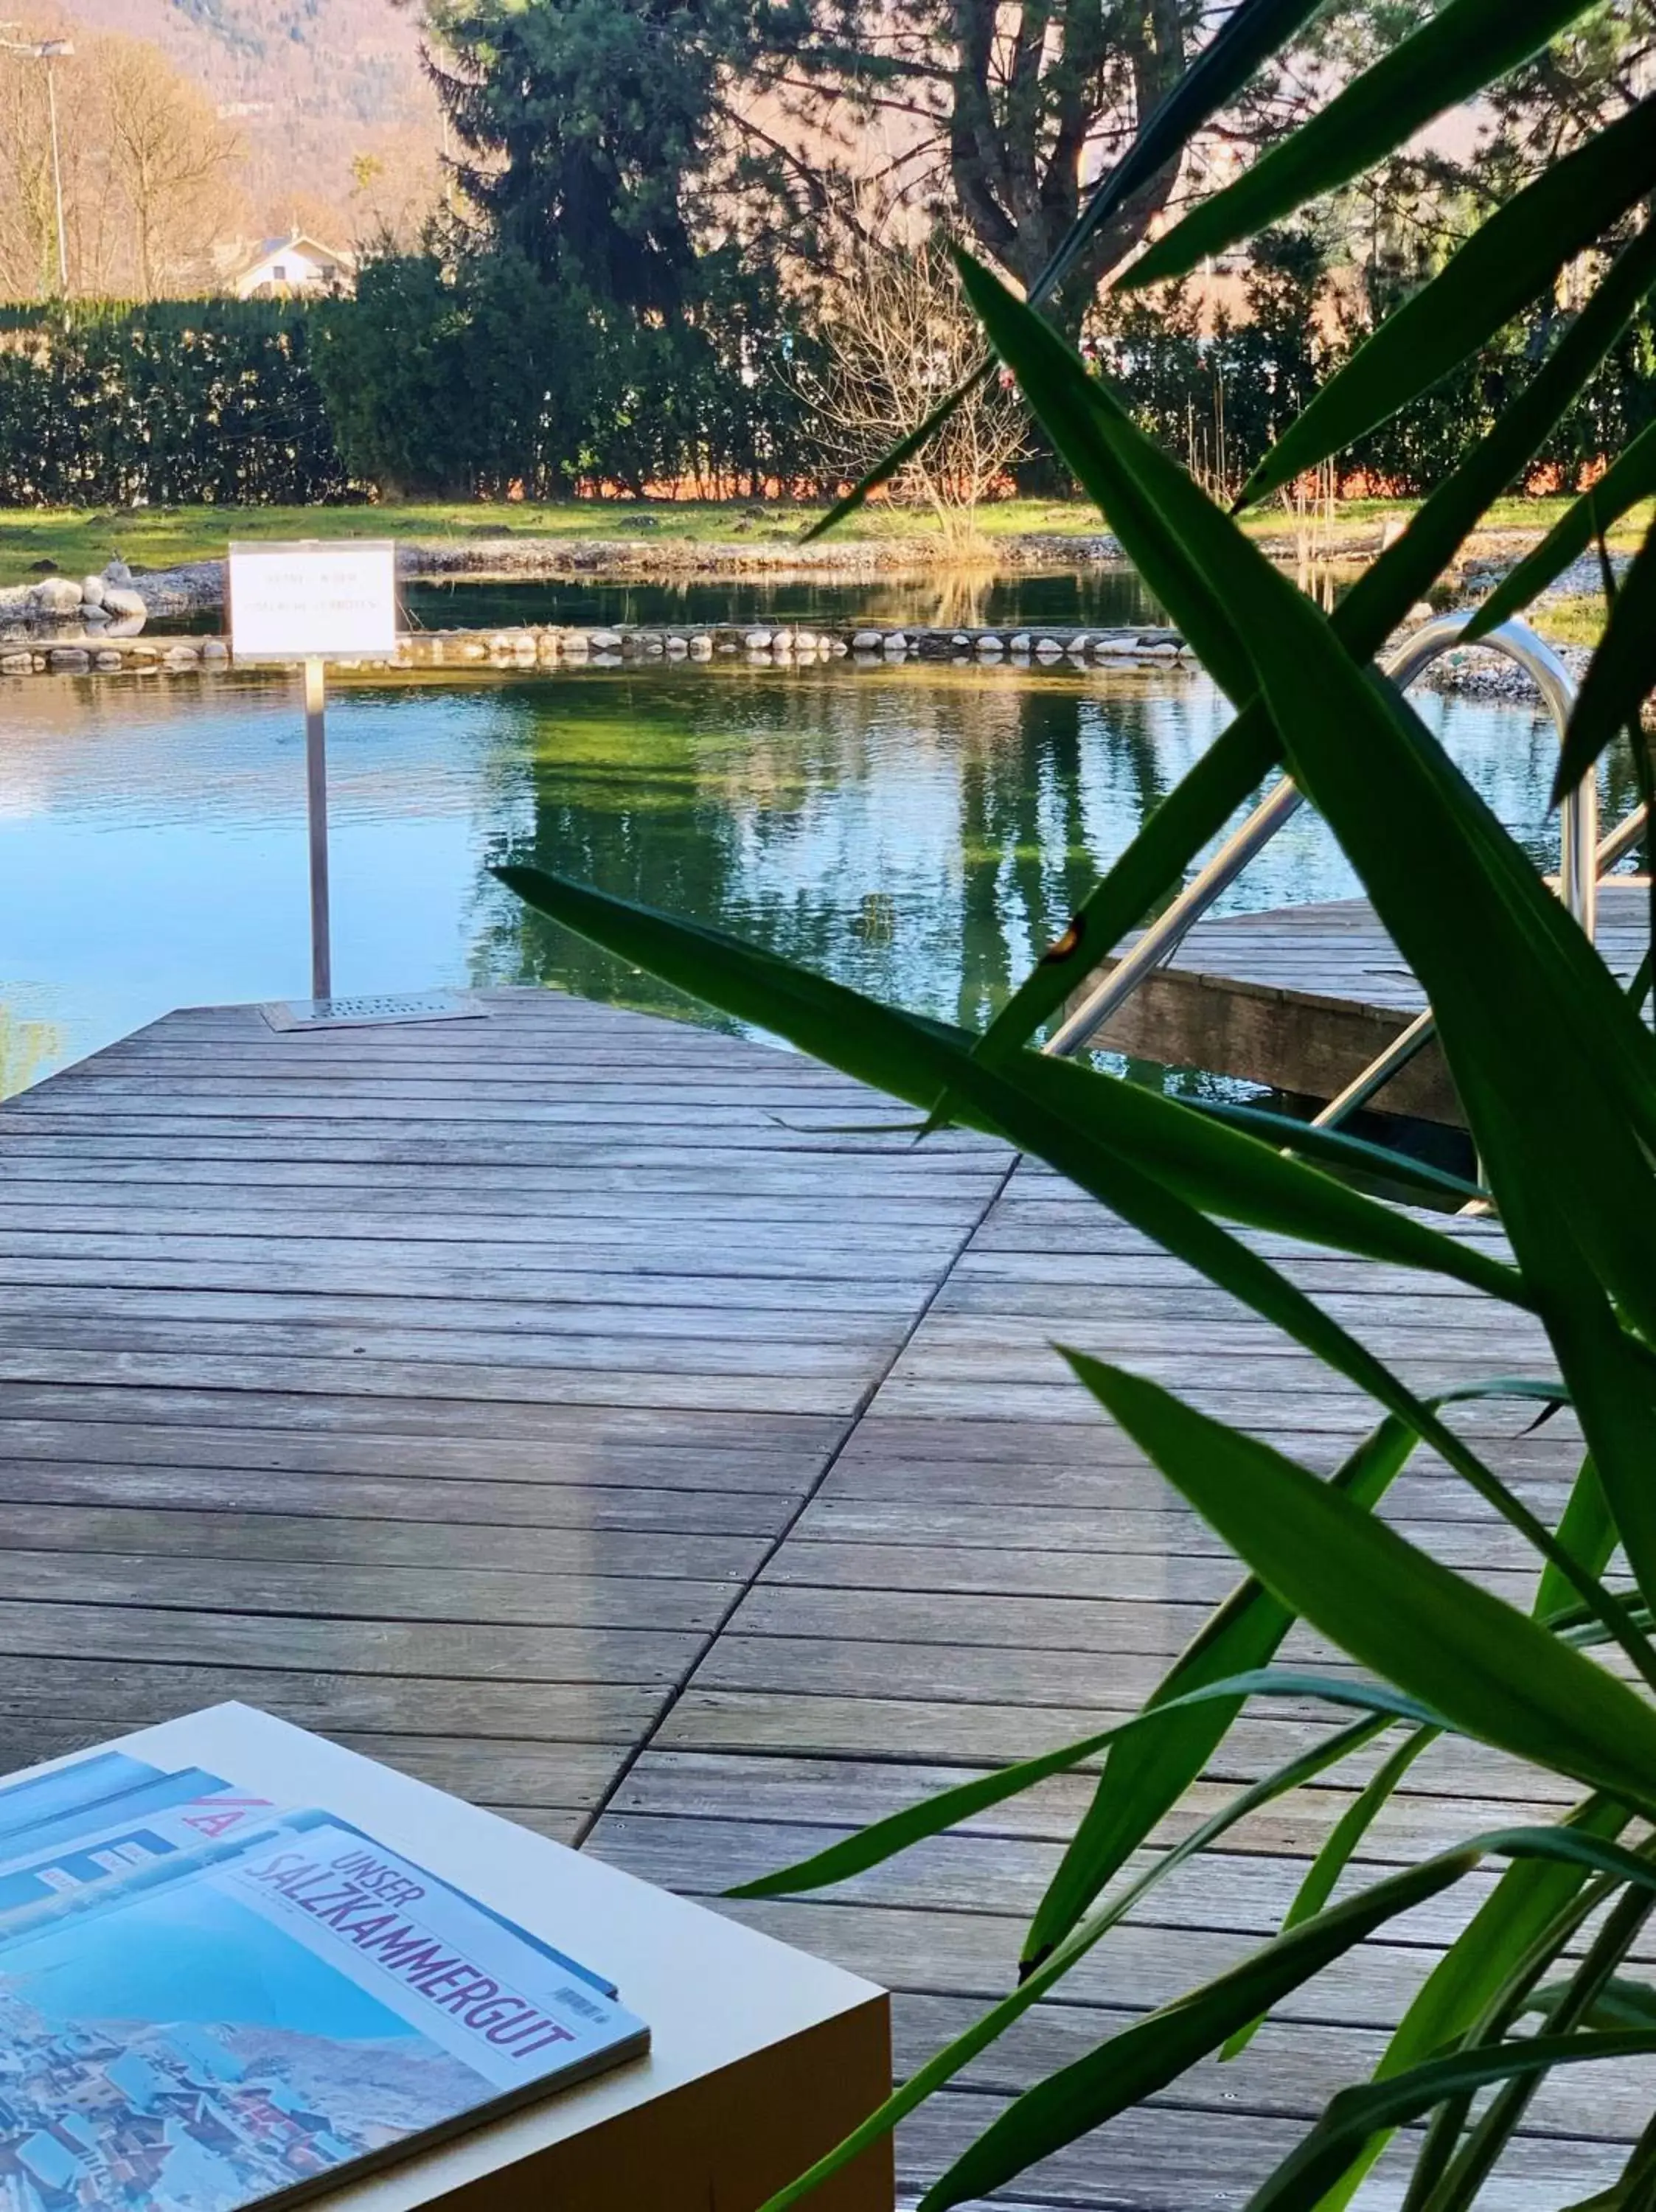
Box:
[229,538,398,661]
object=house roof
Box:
[238,232,354,276]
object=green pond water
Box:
[397,566,1170,636]
[0,652,1620,1097]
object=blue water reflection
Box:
[0,657,1607,1093]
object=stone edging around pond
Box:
[0,621,1195,678]
[5,620,1615,716]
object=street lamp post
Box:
[0,29,73,295]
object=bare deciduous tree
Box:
[0,26,242,300]
[800,234,1028,547]
[93,36,240,299]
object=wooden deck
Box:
[0,990,1632,2208]
[1092,881,1650,1121]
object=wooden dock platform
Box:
[1092,880,1650,1121]
[0,990,1628,2207]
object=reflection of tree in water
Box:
[0,1006,63,1100]
[470,662,1228,1034]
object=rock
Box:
[201,639,229,662]
[80,575,106,608]
[851,630,885,651]
[102,557,133,585]
[883,631,908,653]
[829,639,846,656]
[31,576,83,616]
[1034,638,1063,658]
[665,636,689,655]
[0,585,31,614]
[49,646,91,672]
[1,651,32,674]
[744,629,773,651]
[80,605,110,627]
[689,636,713,658]
[163,644,201,669]
[537,634,560,660]
[101,586,147,622]
[104,614,147,640]
[977,636,1004,655]
[1009,630,1032,654]
[590,628,625,651]
[952,633,973,649]
[793,630,818,652]
[94,650,122,670]
[641,636,664,656]
[1408,601,1435,623]
[562,630,591,655]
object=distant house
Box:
[232,233,355,300]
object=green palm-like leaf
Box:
[954,251,1656,1630]
[1220,1724,1440,2059]
[1127,0,1601,288]
[922,1850,1484,2211]
[970,219,1656,1062]
[501,863,1655,1681]
[924,1834,1656,2211]
[1552,515,1656,802]
[1063,1351,1656,1810]
[1467,419,1656,638]
[1019,1386,1556,1973]
[749,1714,1389,2212]
[1239,94,1656,505]
[1315,1798,1631,2211]
[1528,1975,1656,2029]
[1246,2031,1656,2211]
[1535,1455,1615,1624]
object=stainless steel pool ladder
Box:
[1043,611,1649,1130]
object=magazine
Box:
[0,1747,649,2212]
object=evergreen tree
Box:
[423,0,753,313]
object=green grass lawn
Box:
[0,491,1646,582]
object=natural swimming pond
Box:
[397,567,1172,637]
[0,655,1618,1096]
[171,566,1175,638]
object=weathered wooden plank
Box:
[0,1459,792,1534]
[609,1750,1569,1851]
[0,1549,737,1630]
[0,1500,770,1577]
[0,1380,845,1450]
[0,1599,697,1684]
[0,1413,818,1491]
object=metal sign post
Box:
[228,539,398,1011]
[303,655,331,1001]
[227,539,483,1033]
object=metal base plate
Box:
[261,990,487,1032]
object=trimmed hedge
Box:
[0,251,1648,509]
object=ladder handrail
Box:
[1043,610,1608,1062]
